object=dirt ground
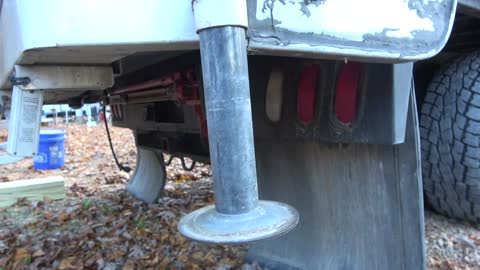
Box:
[0,123,479,270]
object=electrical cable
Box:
[103,105,131,173]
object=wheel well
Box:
[414,12,480,105]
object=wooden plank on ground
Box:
[0,176,65,207]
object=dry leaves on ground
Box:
[0,123,249,270]
[0,180,248,270]
[0,123,136,187]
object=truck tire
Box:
[420,51,480,224]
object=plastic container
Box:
[33,129,66,170]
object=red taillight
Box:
[335,62,361,124]
[297,65,319,124]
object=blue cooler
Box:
[33,129,66,170]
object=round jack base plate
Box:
[177,200,299,244]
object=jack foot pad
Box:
[178,200,299,244]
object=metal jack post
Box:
[178,0,299,244]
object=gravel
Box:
[425,210,480,269]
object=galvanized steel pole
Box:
[177,0,299,244]
[199,26,258,215]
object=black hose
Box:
[103,105,131,173]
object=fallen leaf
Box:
[13,248,29,262]
[32,249,45,258]
[59,256,82,270]
[57,213,70,222]
[122,260,135,270]
[128,245,145,258]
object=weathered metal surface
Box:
[178,201,299,244]
[6,65,112,105]
[197,27,258,215]
[248,0,457,61]
[14,65,113,90]
[248,89,425,269]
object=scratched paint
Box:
[258,0,439,41]
[249,39,441,61]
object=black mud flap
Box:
[248,89,425,270]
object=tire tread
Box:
[421,51,480,223]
